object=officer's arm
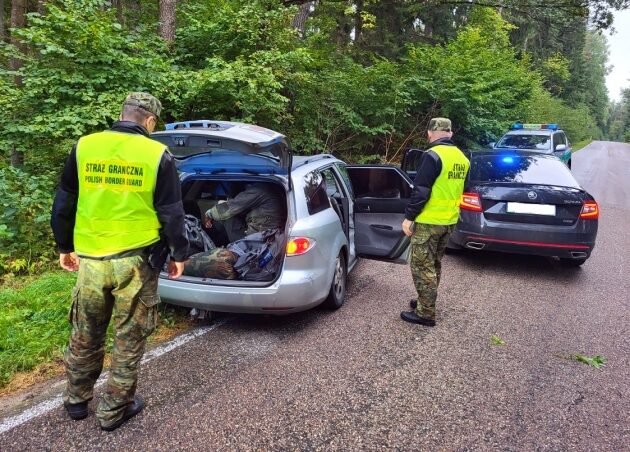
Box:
[154,152,189,262]
[404,150,442,221]
[206,185,261,221]
[51,145,79,253]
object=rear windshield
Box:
[470,154,579,188]
[496,134,551,150]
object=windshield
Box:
[470,154,579,188]
[496,134,551,150]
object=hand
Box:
[203,214,213,229]
[167,260,186,279]
[402,219,414,237]
[59,252,80,272]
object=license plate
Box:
[507,202,556,216]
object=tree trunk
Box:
[112,0,124,25]
[354,0,363,44]
[291,1,313,37]
[0,0,5,42]
[9,0,27,167]
[158,0,176,43]
[36,0,45,15]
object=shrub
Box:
[0,167,57,277]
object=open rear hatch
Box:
[152,120,292,180]
[151,121,291,286]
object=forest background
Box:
[0,0,629,277]
[1,0,630,390]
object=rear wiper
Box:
[209,168,226,174]
[242,169,260,175]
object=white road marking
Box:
[0,319,228,435]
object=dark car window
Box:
[553,132,566,149]
[334,163,355,199]
[496,134,551,150]
[303,171,330,215]
[348,167,412,199]
[470,154,580,188]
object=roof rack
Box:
[292,154,335,169]
[165,120,234,131]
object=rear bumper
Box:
[158,265,331,314]
[451,214,597,259]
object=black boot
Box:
[400,311,436,327]
[101,395,145,432]
[64,400,89,420]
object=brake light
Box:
[460,192,482,212]
[580,201,599,219]
[286,237,315,256]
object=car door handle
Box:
[371,224,393,230]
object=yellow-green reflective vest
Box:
[416,144,470,225]
[74,131,165,257]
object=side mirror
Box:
[488,142,496,149]
[555,144,567,151]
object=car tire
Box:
[323,252,347,310]
[559,257,587,267]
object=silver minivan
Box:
[152,120,414,314]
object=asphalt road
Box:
[1,141,629,451]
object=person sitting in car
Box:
[203,182,286,244]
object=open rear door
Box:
[345,165,413,264]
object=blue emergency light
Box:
[501,156,515,164]
[510,122,559,131]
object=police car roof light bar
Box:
[514,123,559,131]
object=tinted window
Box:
[321,168,344,198]
[303,171,330,215]
[470,154,579,188]
[553,132,566,149]
[402,149,425,173]
[334,163,355,199]
[496,134,551,150]
[348,167,412,199]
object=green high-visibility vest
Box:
[74,131,165,257]
[416,144,470,225]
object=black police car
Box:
[448,150,598,266]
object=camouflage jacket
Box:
[206,183,285,235]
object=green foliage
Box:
[0,167,57,277]
[524,86,601,143]
[405,7,537,146]
[570,353,607,369]
[0,271,75,387]
[0,0,173,160]
[490,334,506,346]
[542,53,571,96]
[607,89,630,142]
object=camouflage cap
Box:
[428,117,452,132]
[123,92,162,118]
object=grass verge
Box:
[572,139,593,152]
[0,270,194,395]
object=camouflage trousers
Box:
[410,223,454,320]
[63,254,159,428]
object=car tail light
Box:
[580,201,599,219]
[460,192,482,212]
[286,237,315,256]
